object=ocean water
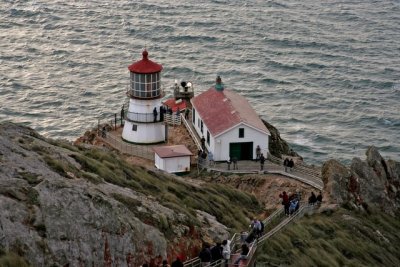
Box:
[0,0,399,165]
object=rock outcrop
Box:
[322,146,400,214]
[0,122,237,266]
[262,119,301,159]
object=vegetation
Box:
[257,208,400,266]
[0,252,30,267]
[27,138,263,231]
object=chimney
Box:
[215,76,224,91]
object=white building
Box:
[153,145,193,173]
[191,77,270,161]
[122,50,166,144]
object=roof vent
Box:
[215,76,224,91]
[223,98,228,102]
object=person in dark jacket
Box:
[153,107,158,122]
[233,244,250,265]
[316,191,323,203]
[259,153,265,171]
[199,243,212,267]
[171,257,183,267]
[279,191,290,216]
[210,242,223,262]
[283,158,289,172]
[288,158,294,171]
[308,192,317,204]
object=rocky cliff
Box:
[321,146,400,215]
[0,122,262,266]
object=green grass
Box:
[0,252,30,267]
[257,208,400,266]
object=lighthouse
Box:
[122,50,166,144]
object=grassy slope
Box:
[257,208,400,267]
[28,138,263,231]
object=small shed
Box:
[153,145,193,173]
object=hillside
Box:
[0,122,262,266]
[258,207,400,266]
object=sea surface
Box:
[1,0,399,165]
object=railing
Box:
[126,88,164,99]
[181,113,202,150]
[165,113,181,126]
[125,111,164,123]
[101,131,154,160]
[267,153,322,181]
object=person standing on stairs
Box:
[259,153,265,171]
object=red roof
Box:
[191,87,270,137]
[128,50,163,74]
[153,145,193,158]
[163,98,187,112]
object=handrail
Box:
[125,111,164,123]
[181,113,202,150]
[267,153,322,179]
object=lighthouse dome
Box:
[128,50,163,74]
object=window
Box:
[207,131,210,145]
[132,124,137,131]
[239,128,244,138]
[201,121,203,133]
[198,118,200,127]
[192,108,196,123]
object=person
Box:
[259,153,265,171]
[232,157,238,170]
[221,239,231,267]
[316,191,323,203]
[233,244,249,265]
[289,199,299,215]
[251,219,262,238]
[199,243,212,267]
[283,158,289,172]
[171,257,183,267]
[160,106,165,122]
[308,192,317,205]
[208,151,214,167]
[288,158,294,171]
[210,242,223,262]
[227,158,231,170]
[101,126,106,138]
[161,260,170,267]
[120,105,125,126]
[240,231,248,244]
[279,191,290,216]
[255,145,261,162]
[201,136,206,149]
[153,107,158,122]
[185,108,190,120]
[176,109,180,119]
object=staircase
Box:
[183,203,319,267]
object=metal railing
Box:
[181,113,202,150]
[125,111,164,123]
[126,88,164,99]
[164,113,182,126]
[101,132,154,160]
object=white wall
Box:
[122,98,165,143]
[214,124,269,161]
[155,155,191,173]
[192,108,269,161]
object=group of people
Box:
[198,239,233,267]
[308,191,323,205]
[283,158,295,172]
[279,191,301,216]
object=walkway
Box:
[207,160,323,191]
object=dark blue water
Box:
[1,0,399,164]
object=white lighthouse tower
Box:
[122,50,166,144]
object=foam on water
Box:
[0,0,399,164]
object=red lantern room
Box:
[127,50,164,99]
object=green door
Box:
[229,143,242,159]
[230,142,253,160]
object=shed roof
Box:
[191,87,270,137]
[153,145,193,158]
